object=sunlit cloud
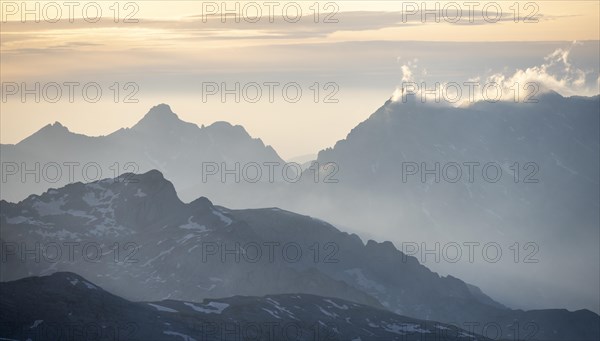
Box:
[392,42,600,105]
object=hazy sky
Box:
[2,0,599,158]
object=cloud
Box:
[479,41,597,101]
[392,42,600,105]
[1,8,578,52]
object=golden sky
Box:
[1,1,599,157]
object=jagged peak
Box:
[39,121,70,133]
[189,196,214,210]
[132,104,191,131]
[202,121,253,141]
[50,121,66,128]
[146,103,176,117]
[204,121,250,132]
[87,169,171,192]
[129,169,165,181]
[16,121,74,146]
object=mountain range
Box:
[294,93,600,311]
[1,170,598,340]
[0,103,286,204]
[1,93,599,339]
[3,94,598,312]
[1,272,494,341]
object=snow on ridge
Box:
[382,322,432,335]
[142,246,175,267]
[67,277,97,290]
[179,216,208,232]
[317,305,339,319]
[163,331,197,341]
[183,301,229,314]
[148,303,178,313]
[261,308,282,319]
[267,298,298,320]
[6,216,46,226]
[82,281,97,289]
[211,208,232,225]
[323,299,349,310]
[176,233,197,244]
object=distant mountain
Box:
[1,95,598,316]
[0,104,286,203]
[307,93,599,240]
[287,154,318,171]
[0,170,379,309]
[1,170,598,340]
[289,93,600,312]
[0,272,492,341]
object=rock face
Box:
[0,272,493,341]
[1,170,599,340]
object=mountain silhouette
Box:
[1,170,598,340]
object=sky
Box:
[1,0,599,159]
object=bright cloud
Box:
[392,42,600,106]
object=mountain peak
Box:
[131,168,166,181]
[148,103,175,115]
[203,121,252,140]
[142,103,178,121]
[42,121,70,133]
[17,121,72,146]
[537,89,564,101]
[206,121,233,128]
[132,104,189,132]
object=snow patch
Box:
[142,247,175,267]
[324,299,348,310]
[261,308,282,319]
[179,217,208,232]
[184,301,229,314]
[211,209,232,225]
[176,233,197,244]
[82,281,97,289]
[163,331,197,341]
[317,305,339,319]
[6,216,46,226]
[148,303,178,313]
[383,323,432,335]
[267,298,298,320]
